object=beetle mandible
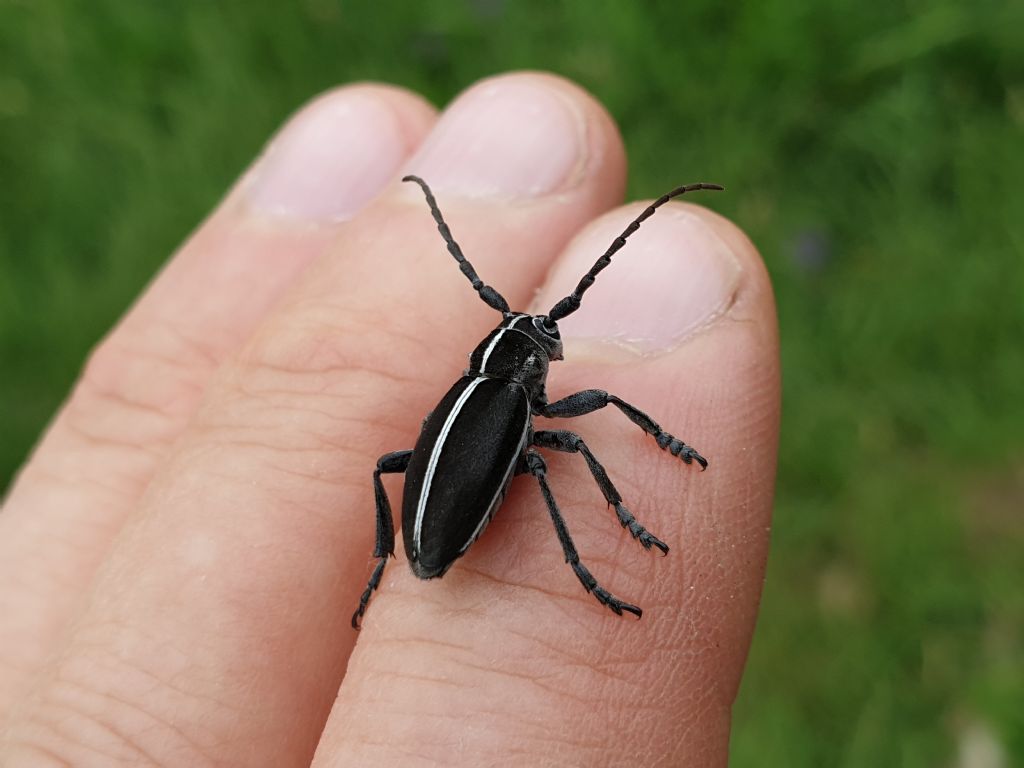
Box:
[351,175,723,629]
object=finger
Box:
[313,201,779,766]
[0,73,627,766]
[0,84,436,716]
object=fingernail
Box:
[536,207,742,354]
[405,79,586,198]
[247,91,409,220]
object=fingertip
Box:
[398,70,626,210]
[683,202,776,330]
[499,70,628,202]
[288,82,439,155]
[240,83,438,222]
[535,198,775,357]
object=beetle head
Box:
[525,314,564,361]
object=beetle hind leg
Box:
[351,449,412,630]
[524,451,642,619]
[532,429,668,555]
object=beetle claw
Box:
[639,531,670,556]
[591,584,643,619]
[616,600,643,619]
[615,503,669,555]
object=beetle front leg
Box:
[351,449,412,630]
[539,390,707,469]
[532,429,668,554]
[524,451,642,619]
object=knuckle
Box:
[181,308,443,504]
[23,324,221,496]
[67,324,216,452]
[237,301,434,400]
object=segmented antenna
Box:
[403,175,510,314]
[547,183,724,322]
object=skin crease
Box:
[0,72,778,767]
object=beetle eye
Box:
[536,316,559,337]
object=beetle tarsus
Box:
[662,434,708,470]
[352,558,387,630]
[573,560,643,618]
[352,449,412,630]
[622,511,669,556]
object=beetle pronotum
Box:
[352,175,722,629]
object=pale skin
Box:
[0,73,779,766]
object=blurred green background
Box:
[2,1,1022,763]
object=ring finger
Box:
[0,84,437,718]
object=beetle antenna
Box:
[547,182,724,322]
[403,175,510,314]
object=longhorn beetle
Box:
[351,175,723,629]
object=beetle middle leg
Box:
[351,449,412,630]
[539,390,707,469]
[532,429,669,555]
[523,450,642,618]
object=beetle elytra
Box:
[351,175,722,629]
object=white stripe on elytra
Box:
[479,314,528,374]
[479,329,506,374]
[413,376,487,556]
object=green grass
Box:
[2,1,1022,763]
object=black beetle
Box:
[352,175,722,629]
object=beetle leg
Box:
[540,390,707,470]
[524,451,643,619]
[532,429,668,555]
[352,449,413,630]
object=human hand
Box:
[0,73,779,766]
